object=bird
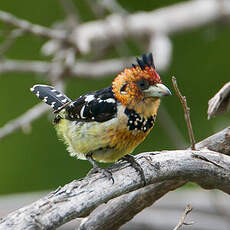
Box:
[30,53,171,183]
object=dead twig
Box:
[172,76,196,150]
[173,204,193,230]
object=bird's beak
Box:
[143,83,172,98]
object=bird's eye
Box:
[137,79,150,91]
[120,83,128,94]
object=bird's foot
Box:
[121,154,146,186]
[86,155,114,183]
[87,166,114,183]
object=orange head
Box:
[112,53,171,108]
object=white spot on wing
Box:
[105,98,115,103]
[36,91,40,97]
[51,102,56,108]
[43,96,48,102]
[62,98,68,103]
[85,95,95,102]
[57,93,63,97]
[80,105,86,119]
[30,86,36,92]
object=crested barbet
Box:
[30,53,171,183]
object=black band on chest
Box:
[124,108,155,133]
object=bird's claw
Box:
[87,166,114,183]
[121,154,146,186]
[100,168,114,184]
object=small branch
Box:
[0,43,73,141]
[59,0,81,27]
[0,29,24,56]
[0,59,51,74]
[0,57,134,77]
[85,0,106,18]
[0,103,49,140]
[172,76,196,150]
[0,10,68,41]
[173,204,193,230]
[97,0,128,15]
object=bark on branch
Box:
[0,149,229,230]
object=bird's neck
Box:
[128,97,160,118]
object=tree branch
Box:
[207,82,230,119]
[0,149,229,229]
[79,181,187,230]
[1,0,229,56]
[0,58,132,77]
[0,103,49,140]
[0,29,24,56]
[0,59,51,74]
[195,126,230,156]
[0,10,68,42]
[71,0,230,53]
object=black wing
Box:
[65,86,117,122]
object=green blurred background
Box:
[0,0,230,195]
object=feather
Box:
[136,57,145,70]
[134,53,155,70]
[30,85,71,111]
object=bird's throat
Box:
[128,97,160,118]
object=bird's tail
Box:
[30,85,71,112]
